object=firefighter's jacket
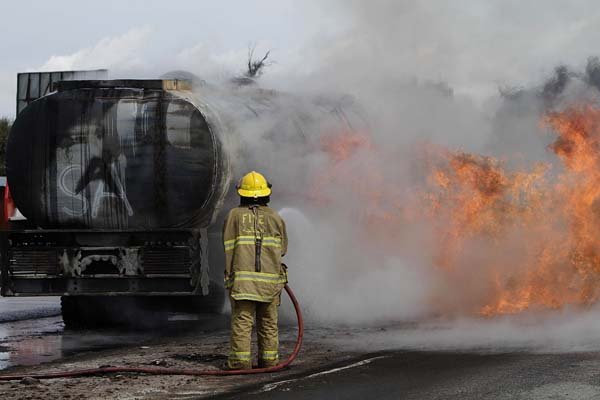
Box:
[223,205,288,302]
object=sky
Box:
[0,0,341,117]
[2,1,600,117]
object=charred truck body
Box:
[1,72,364,327]
[4,77,231,327]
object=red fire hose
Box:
[0,284,303,381]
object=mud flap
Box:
[190,228,210,295]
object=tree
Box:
[245,46,271,78]
[0,117,11,176]
[231,46,273,86]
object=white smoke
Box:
[35,27,276,83]
[295,0,600,102]
[323,306,600,353]
[280,207,431,324]
[264,0,600,333]
[39,27,153,72]
[175,41,276,81]
[15,0,600,349]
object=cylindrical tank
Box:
[8,80,228,229]
[7,79,367,230]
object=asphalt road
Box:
[0,297,230,371]
[217,351,600,400]
[0,297,60,323]
[4,298,600,399]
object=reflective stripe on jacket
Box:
[223,205,288,302]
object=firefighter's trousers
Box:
[228,297,279,369]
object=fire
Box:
[314,102,600,317]
[310,130,381,208]
[426,103,600,316]
[321,130,372,163]
[427,153,526,271]
[311,129,405,250]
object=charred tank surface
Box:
[7,80,225,229]
[2,76,368,328]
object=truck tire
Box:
[61,296,83,330]
[193,283,226,314]
[61,296,110,329]
[62,296,167,329]
[166,283,226,314]
[61,286,224,329]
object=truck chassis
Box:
[0,226,224,328]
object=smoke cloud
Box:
[254,0,600,332]
[39,27,153,73]
[17,0,600,348]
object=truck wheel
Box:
[61,296,77,329]
[62,296,167,329]
[60,296,92,329]
[192,283,226,314]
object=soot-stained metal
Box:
[8,80,221,230]
[2,76,367,301]
[16,70,107,115]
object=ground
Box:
[3,298,600,399]
[6,329,600,399]
[215,351,600,400]
[0,314,354,400]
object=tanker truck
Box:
[1,73,364,328]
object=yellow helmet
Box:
[237,171,272,198]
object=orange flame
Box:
[313,103,600,317]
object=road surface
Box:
[0,297,229,371]
[217,351,600,400]
[3,299,600,399]
[0,297,60,323]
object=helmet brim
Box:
[237,187,272,198]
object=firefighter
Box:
[223,171,288,370]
